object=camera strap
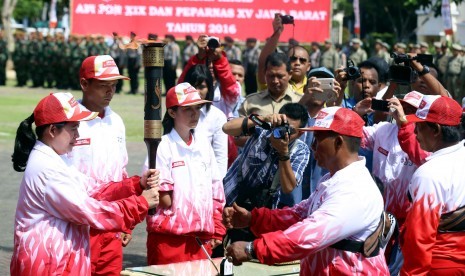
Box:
[248,114,271,130]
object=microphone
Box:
[195,237,220,276]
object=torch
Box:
[142,41,165,215]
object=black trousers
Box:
[163,60,177,93]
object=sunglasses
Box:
[290,56,308,63]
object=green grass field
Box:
[0,86,160,143]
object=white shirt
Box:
[251,158,388,274]
[362,122,417,222]
[196,105,228,179]
[67,104,128,194]
[145,129,226,237]
[11,142,146,276]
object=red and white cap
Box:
[79,55,130,81]
[299,106,365,138]
[406,95,462,126]
[165,82,211,109]
[400,91,424,108]
[34,92,98,127]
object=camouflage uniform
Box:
[43,36,56,88]
[0,37,8,85]
[12,34,29,87]
[55,35,70,89]
[28,34,44,87]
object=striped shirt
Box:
[224,127,309,208]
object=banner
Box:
[70,0,331,42]
[441,0,453,35]
[353,0,360,35]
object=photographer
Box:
[257,13,311,95]
[223,103,310,241]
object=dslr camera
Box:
[389,53,433,85]
[343,59,361,81]
[206,36,220,49]
[280,15,294,25]
[272,123,296,139]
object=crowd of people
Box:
[8,12,465,276]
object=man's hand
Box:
[269,133,290,155]
[141,169,160,189]
[407,53,423,72]
[141,186,160,209]
[226,241,250,266]
[222,202,252,229]
[273,13,284,34]
[353,97,373,116]
[262,113,288,128]
[196,34,208,60]
[387,98,408,126]
[121,233,132,247]
[210,239,222,250]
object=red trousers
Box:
[147,232,212,265]
[90,229,123,276]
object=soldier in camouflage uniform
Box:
[55,33,70,89]
[374,39,390,64]
[43,35,56,88]
[69,35,88,90]
[87,35,99,57]
[0,30,9,86]
[446,44,465,100]
[96,35,109,55]
[12,30,29,87]
[28,32,45,88]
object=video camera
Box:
[343,59,361,81]
[280,15,294,25]
[389,53,433,85]
[248,115,295,139]
[272,122,296,139]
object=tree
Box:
[1,0,18,51]
[338,0,464,42]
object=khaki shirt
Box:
[238,86,302,117]
[258,76,308,95]
[447,55,464,76]
[320,49,339,71]
[349,48,368,66]
[436,53,450,75]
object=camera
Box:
[206,36,220,49]
[391,53,433,65]
[272,123,295,139]
[343,59,361,81]
[280,15,295,25]
[389,53,433,84]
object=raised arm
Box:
[257,13,284,86]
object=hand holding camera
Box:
[196,34,222,61]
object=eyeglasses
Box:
[290,56,308,63]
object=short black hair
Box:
[184,64,214,111]
[265,52,291,72]
[278,103,309,128]
[228,59,243,66]
[343,135,361,153]
[364,57,388,83]
[359,59,383,82]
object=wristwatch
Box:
[278,153,290,161]
[418,65,430,77]
[245,242,256,260]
